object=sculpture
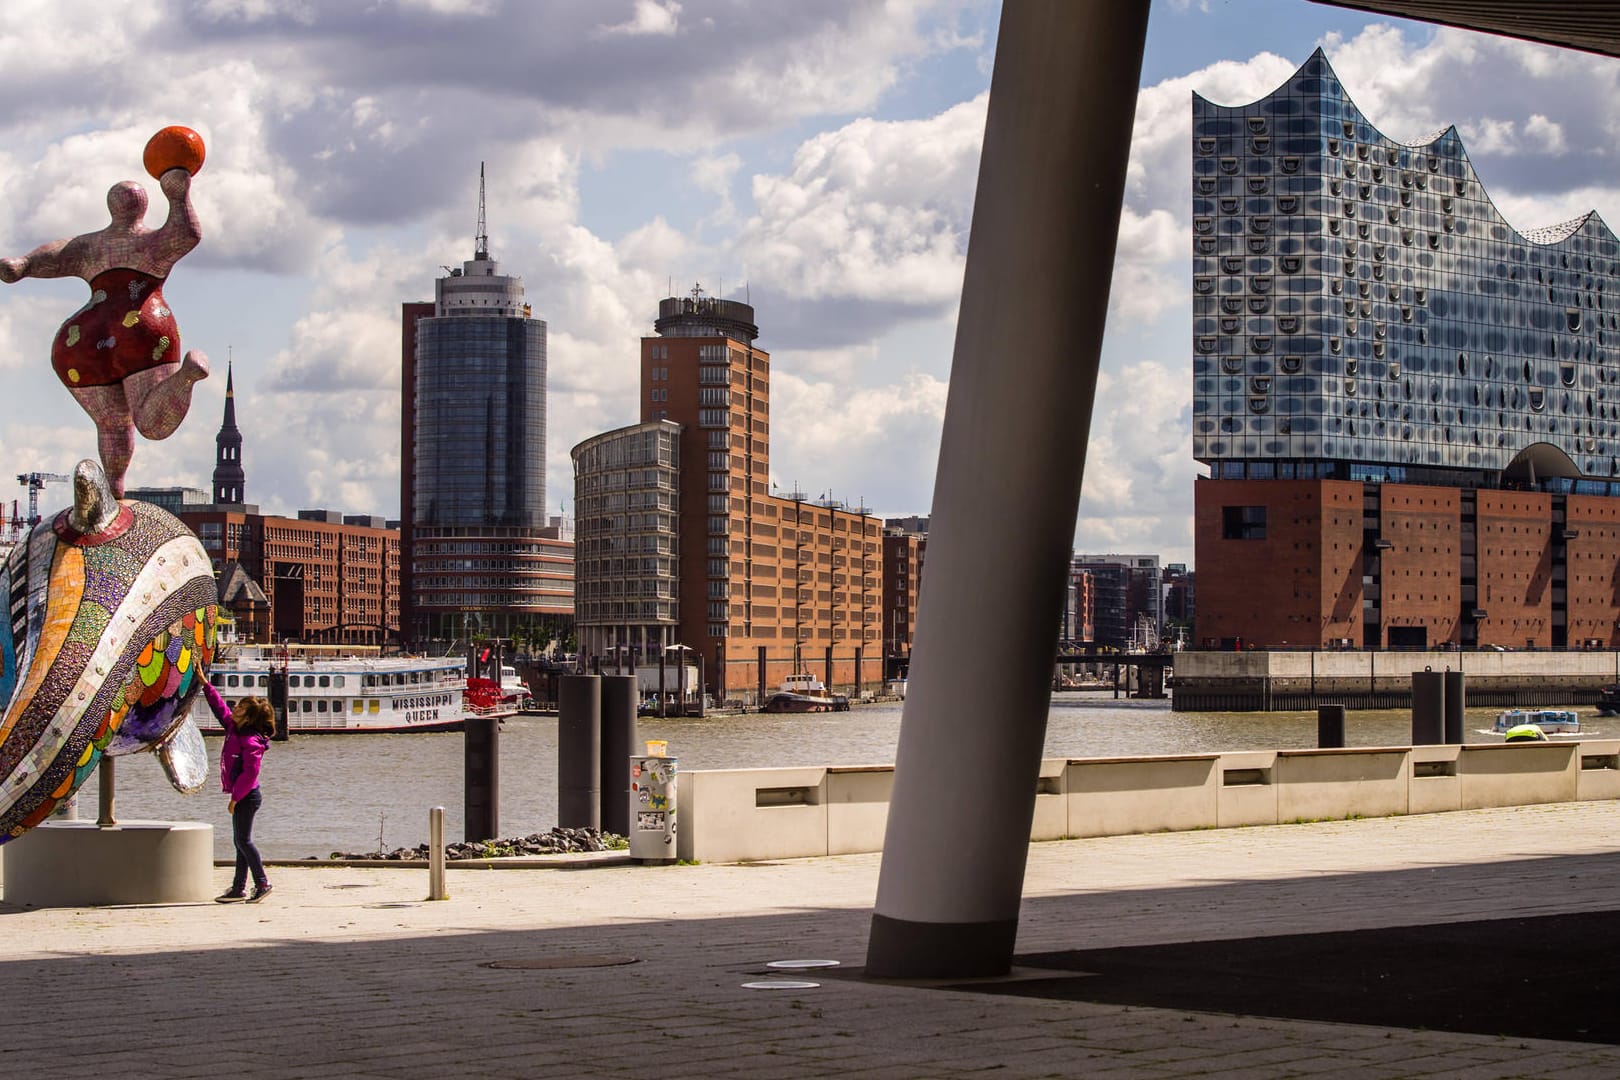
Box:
[0,460,218,840]
[0,129,220,843]
[0,126,210,499]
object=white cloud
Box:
[1076,361,1195,562]
[597,0,682,38]
[769,370,948,517]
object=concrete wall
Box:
[676,739,1620,864]
[1176,650,1620,680]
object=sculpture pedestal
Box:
[1,820,214,907]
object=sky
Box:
[4,0,1620,568]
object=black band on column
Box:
[865,912,1017,979]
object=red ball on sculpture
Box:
[143,126,206,179]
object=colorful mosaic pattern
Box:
[0,499,217,842]
[0,143,209,497]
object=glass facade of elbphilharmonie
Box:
[1194,48,1620,492]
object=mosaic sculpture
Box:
[0,130,218,843]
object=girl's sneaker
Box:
[247,883,274,904]
[215,890,246,903]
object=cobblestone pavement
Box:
[3,801,1619,1078]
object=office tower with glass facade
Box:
[1193,50,1620,650]
[403,172,572,643]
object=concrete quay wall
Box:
[675,739,1620,863]
[1172,649,1620,711]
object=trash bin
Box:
[629,750,677,863]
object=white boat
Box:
[762,671,850,714]
[1490,708,1580,736]
[201,645,475,734]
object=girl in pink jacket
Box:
[203,681,277,903]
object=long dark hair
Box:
[233,696,277,739]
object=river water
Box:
[109,691,1614,859]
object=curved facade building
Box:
[405,203,571,643]
[571,421,681,660]
[414,315,546,527]
[1193,51,1620,653]
[1194,49,1620,484]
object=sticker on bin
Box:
[638,811,667,831]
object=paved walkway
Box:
[3,801,1620,1077]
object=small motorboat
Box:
[1491,708,1580,736]
[762,671,850,714]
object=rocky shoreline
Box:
[319,826,627,861]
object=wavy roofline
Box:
[1195,47,1616,250]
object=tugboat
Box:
[762,671,850,714]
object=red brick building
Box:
[574,291,884,699]
[181,507,400,645]
[882,525,926,677]
[1195,478,1614,651]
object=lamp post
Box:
[665,643,692,717]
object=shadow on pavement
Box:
[956,908,1620,1045]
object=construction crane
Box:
[17,472,71,528]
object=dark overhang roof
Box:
[1314,1,1620,60]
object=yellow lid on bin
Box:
[645,739,668,757]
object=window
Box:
[1223,506,1267,540]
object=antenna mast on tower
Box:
[475,161,489,260]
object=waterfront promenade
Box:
[3,801,1619,1077]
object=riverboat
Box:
[201,645,479,734]
[1490,708,1581,737]
[762,671,850,714]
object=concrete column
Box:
[866,1,1149,980]
[558,674,601,829]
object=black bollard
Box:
[1411,670,1444,745]
[266,670,290,741]
[558,674,602,830]
[1317,703,1346,749]
[464,714,499,842]
[1443,669,1466,744]
[599,675,638,836]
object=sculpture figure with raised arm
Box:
[0,126,210,497]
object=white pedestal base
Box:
[1,820,214,907]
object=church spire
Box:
[213,352,245,505]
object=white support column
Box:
[866,0,1150,979]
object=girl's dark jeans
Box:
[231,787,266,891]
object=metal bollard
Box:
[1411,669,1444,745]
[599,675,638,836]
[464,714,499,842]
[1443,669,1466,744]
[1317,703,1346,749]
[558,675,602,830]
[427,806,448,901]
[97,758,116,827]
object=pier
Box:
[1173,649,1620,711]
